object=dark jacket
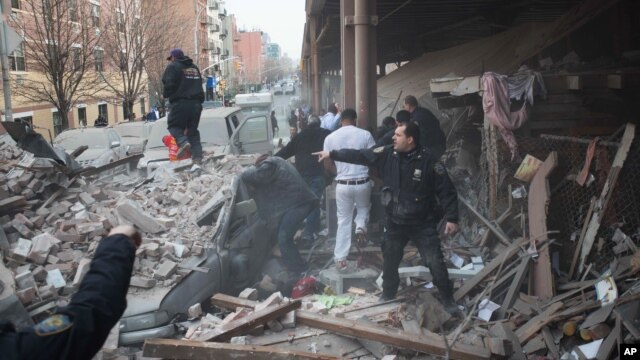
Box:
[0,234,136,360]
[162,57,205,104]
[376,127,395,147]
[275,126,330,177]
[241,157,318,222]
[330,145,458,225]
[410,106,446,158]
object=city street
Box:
[270,84,298,144]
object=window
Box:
[140,98,145,116]
[11,0,20,10]
[47,43,58,62]
[98,104,108,122]
[91,4,100,27]
[78,108,86,127]
[9,43,25,71]
[72,48,81,71]
[238,116,268,143]
[14,116,33,126]
[94,49,103,71]
[53,111,63,136]
[68,0,77,22]
[116,11,124,33]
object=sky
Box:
[225,0,306,60]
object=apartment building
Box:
[1,0,150,137]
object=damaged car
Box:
[118,174,276,344]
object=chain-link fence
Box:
[479,126,640,273]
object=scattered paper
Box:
[512,185,528,199]
[571,339,603,359]
[423,282,434,289]
[477,299,500,321]
[461,263,474,271]
[595,275,618,306]
[450,253,465,268]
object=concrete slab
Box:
[319,266,379,294]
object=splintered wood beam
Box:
[210,294,490,360]
[515,301,564,344]
[296,311,491,360]
[579,123,635,273]
[143,338,338,360]
[528,152,558,300]
[204,300,301,342]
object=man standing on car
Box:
[241,155,318,274]
[275,115,331,246]
[0,225,141,359]
[313,122,461,314]
[162,48,205,163]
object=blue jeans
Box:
[277,202,315,272]
[302,175,325,239]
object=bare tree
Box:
[99,0,185,118]
[10,0,103,132]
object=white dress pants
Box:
[334,181,372,261]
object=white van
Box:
[234,92,273,117]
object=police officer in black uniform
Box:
[162,48,205,163]
[0,225,141,360]
[314,122,460,314]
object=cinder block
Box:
[153,260,177,280]
[12,238,32,261]
[130,276,156,288]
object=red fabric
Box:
[291,277,316,299]
[482,72,529,161]
[162,135,190,161]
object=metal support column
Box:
[310,16,321,115]
[340,0,355,109]
[353,0,377,130]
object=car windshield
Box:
[114,123,148,138]
[146,116,231,149]
[54,129,110,150]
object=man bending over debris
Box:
[314,122,461,314]
[0,225,141,359]
[241,155,319,274]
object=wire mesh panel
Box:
[481,127,640,273]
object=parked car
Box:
[272,83,283,95]
[284,82,295,95]
[202,100,224,109]
[53,127,127,167]
[118,175,275,345]
[114,121,154,155]
[137,107,274,174]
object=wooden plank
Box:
[210,293,490,360]
[579,123,636,273]
[596,315,620,360]
[296,310,491,360]
[0,196,27,214]
[541,327,560,359]
[498,258,530,318]
[454,237,528,302]
[212,293,258,310]
[569,197,596,279]
[580,304,613,329]
[202,300,301,342]
[489,323,525,360]
[143,338,338,360]
[515,301,564,344]
[528,152,558,300]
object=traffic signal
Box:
[235,61,242,71]
[214,64,219,72]
[219,80,226,90]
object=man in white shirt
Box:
[322,108,375,272]
[320,103,341,131]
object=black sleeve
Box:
[274,138,295,160]
[162,64,180,99]
[432,162,459,223]
[15,234,136,360]
[330,147,383,167]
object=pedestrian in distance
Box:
[0,225,142,360]
[270,110,279,136]
[162,48,205,164]
[313,122,461,315]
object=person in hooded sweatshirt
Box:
[162,48,205,164]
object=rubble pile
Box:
[0,135,252,318]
